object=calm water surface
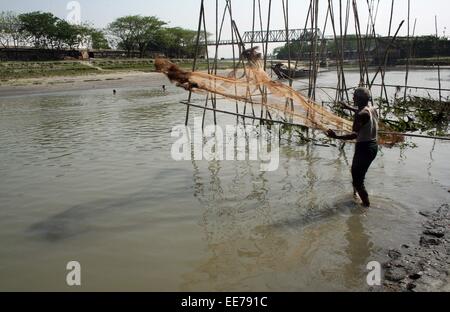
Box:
[0,69,449,291]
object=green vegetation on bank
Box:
[396,57,450,66]
[0,61,98,80]
[275,35,450,65]
[0,59,235,80]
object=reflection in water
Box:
[343,213,373,289]
[181,145,374,291]
[182,158,286,291]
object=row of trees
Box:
[274,34,450,60]
[0,11,206,58]
[0,11,109,50]
[107,15,206,58]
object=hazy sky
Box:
[1,0,449,56]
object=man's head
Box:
[353,87,371,108]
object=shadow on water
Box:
[26,169,193,242]
[26,192,148,242]
[270,196,367,230]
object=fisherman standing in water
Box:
[326,87,379,207]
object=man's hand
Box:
[326,129,338,139]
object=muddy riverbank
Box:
[381,204,450,292]
[0,71,169,98]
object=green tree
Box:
[107,15,166,57]
[150,27,207,58]
[75,24,110,50]
[18,11,59,48]
[52,19,80,49]
[89,29,110,49]
[15,11,102,50]
[0,11,24,48]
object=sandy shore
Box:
[0,71,170,97]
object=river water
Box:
[0,69,449,291]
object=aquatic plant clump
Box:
[379,96,450,137]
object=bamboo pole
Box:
[379,0,395,106]
[435,15,442,102]
[282,0,294,114]
[263,0,272,72]
[262,0,272,121]
[339,0,350,102]
[181,101,450,141]
[251,0,256,49]
[403,0,411,101]
[370,20,405,87]
[293,1,312,71]
[227,0,240,119]
[200,1,214,126]
[257,0,266,59]
[185,0,205,126]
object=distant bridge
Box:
[206,28,325,46]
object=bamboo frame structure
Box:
[183,0,449,141]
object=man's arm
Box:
[327,110,370,141]
[339,101,358,113]
[327,129,357,141]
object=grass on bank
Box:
[0,61,98,80]
[1,56,447,81]
[0,59,235,81]
[396,57,450,66]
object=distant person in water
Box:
[327,87,379,207]
[113,89,117,95]
[162,85,166,92]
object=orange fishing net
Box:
[155,47,352,132]
[155,47,403,144]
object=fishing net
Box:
[155,46,402,144]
